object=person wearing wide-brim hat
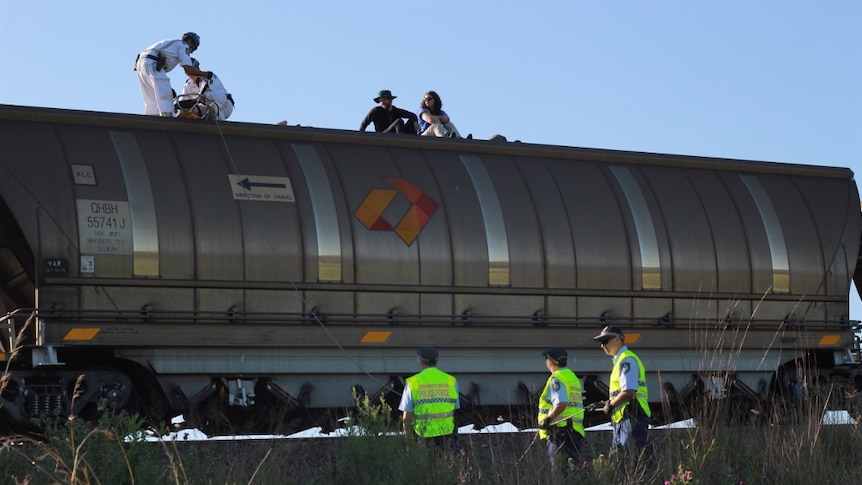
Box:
[593,325,654,461]
[359,89,420,134]
[373,89,397,102]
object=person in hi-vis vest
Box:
[399,346,460,449]
[593,325,654,459]
[537,347,585,470]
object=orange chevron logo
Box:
[354,178,438,245]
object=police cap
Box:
[417,346,439,363]
[592,325,625,342]
[543,347,568,366]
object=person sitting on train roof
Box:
[359,90,420,134]
[417,90,462,138]
[135,32,213,117]
[175,58,235,121]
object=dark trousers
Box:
[384,119,417,135]
[612,413,653,460]
[421,432,458,452]
[546,426,584,466]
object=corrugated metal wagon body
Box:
[0,105,859,433]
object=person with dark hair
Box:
[359,90,420,134]
[135,32,214,117]
[538,347,585,470]
[593,326,653,459]
[417,90,461,138]
[398,346,460,449]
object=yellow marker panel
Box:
[360,331,392,343]
[819,335,841,346]
[63,328,101,341]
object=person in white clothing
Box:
[135,32,213,117]
[176,58,234,120]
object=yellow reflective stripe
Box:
[414,411,454,420]
[63,328,101,341]
[551,417,583,427]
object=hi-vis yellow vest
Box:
[406,367,458,438]
[609,348,651,423]
[537,367,585,439]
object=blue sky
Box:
[2,1,861,319]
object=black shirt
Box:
[359,105,418,132]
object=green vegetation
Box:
[2,318,861,484]
[2,388,862,484]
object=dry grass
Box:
[3,313,862,483]
[3,390,862,484]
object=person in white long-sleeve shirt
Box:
[135,32,213,117]
[177,58,234,121]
